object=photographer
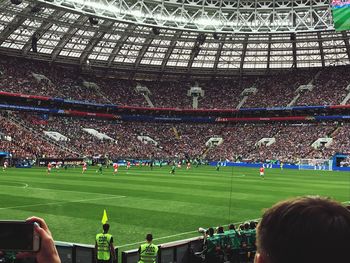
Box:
[225,224,241,263]
[203,228,222,263]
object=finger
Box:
[34,221,52,240]
[26,217,50,233]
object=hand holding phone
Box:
[0,221,40,252]
[1,217,61,263]
[25,217,61,263]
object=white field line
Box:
[0,196,125,211]
[0,183,124,197]
[0,182,29,188]
[117,217,261,248]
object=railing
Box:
[55,236,203,263]
[122,237,203,263]
[55,241,118,263]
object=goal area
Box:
[298,159,333,171]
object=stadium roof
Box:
[0,0,349,76]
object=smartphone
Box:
[0,221,40,252]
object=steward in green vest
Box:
[95,224,116,263]
[138,233,159,263]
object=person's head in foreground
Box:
[255,196,350,263]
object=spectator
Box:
[255,196,350,263]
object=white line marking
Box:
[0,196,126,211]
[0,183,124,197]
[117,217,261,248]
[0,182,29,189]
[25,186,122,197]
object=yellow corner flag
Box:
[101,209,108,224]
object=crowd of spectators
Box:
[243,71,314,108]
[296,66,350,106]
[1,55,350,109]
[317,124,350,157]
[252,124,335,163]
[6,112,347,163]
[15,113,217,159]
[1,55,350,162]
[0,114,73,159]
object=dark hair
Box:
[146,233,153,242]
[103,224,110,233]
[208,227,214,237]
[228,224,235,230]
[249,221,257,229]
[244,222,250,230]
[257,196,350,263]
[217,226,224,234]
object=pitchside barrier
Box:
[122,236,203,263]
[54,236,203,263]
[54,242,118,263]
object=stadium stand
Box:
[1,56,350,109]
[0,113,74,158]
[5,111,345,163]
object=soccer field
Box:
[0,166,349,252]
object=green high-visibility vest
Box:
[96,233,112,261]
[226,230,241,249]
[138,243,158,263]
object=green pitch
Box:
[332,7,350,31]
[0,166,349,253]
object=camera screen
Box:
[0,222,34,250]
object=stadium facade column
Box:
[316,32,325,67]
[239,34,249,74]
[213,34,226,73]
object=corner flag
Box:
[101,209,108,224]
